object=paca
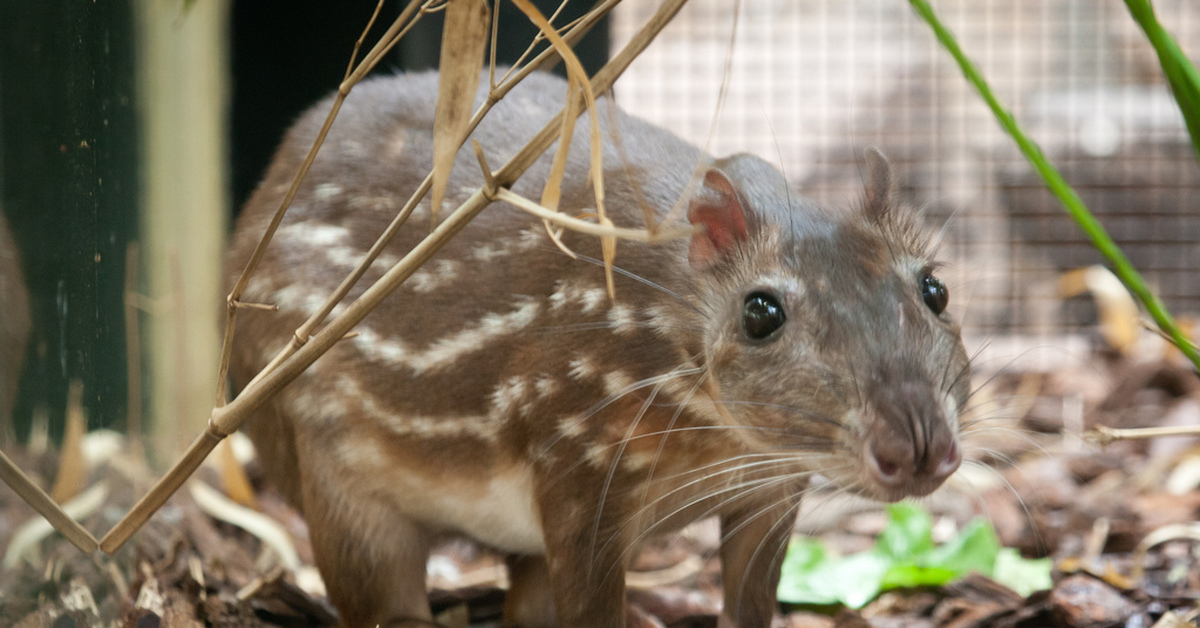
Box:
[226,71,969,628]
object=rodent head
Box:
[685,149,968,502]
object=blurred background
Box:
[0,0,1196,450]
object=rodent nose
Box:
[861,373,962,499]
[865,425,961,497]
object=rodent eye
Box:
[921,273,949,315]
[742,292,786,340]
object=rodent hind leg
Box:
[297,456,435,627]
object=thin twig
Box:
[495,188,694,243]
[1089,424,1200,447]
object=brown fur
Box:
[226,71,969,627]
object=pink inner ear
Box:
[687,169,749,267]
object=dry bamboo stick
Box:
[0,448,98,554]
[100,0,691,555]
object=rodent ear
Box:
[687,168,750,269]
[863,147,892,220]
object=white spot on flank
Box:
[534,374,559,399]
[278,222,349,247]
[324,246,400,271]
[548,281,608,314]
[490,375,530,418]
[408,259,462,293]
[314,183,343,202]
[619,449,653,471]
[518,227,545,250]
[580,288,606,313]
[549,280,575,310]
[603,371,636,398]
[557,413,588,439]
[333,374,501,440]
[353,298,541,374]
[568,355,596,381]
[347,194,398,212]
[584,443,611,468]
[272,284,348,320]
[607,304,637,334]
[645,306,675,337]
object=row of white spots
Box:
[490,375,532,418]
[314,183,342,202]
[353,298,541,375]
[278,222,350,247]
[273,222,401,277]
[548,280,607,313]
[488,372,564,420]
[334,374,503,441]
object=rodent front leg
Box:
[504,554,557,627]
[717,495,799,628]
[535,466,633,628]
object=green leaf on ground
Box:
[778,503,1051,608]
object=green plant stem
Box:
[1123,0,1200,165]
[907,0,1200,371]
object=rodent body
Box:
[226,71,970,628]
[0,208,29,429]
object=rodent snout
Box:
[861,380,962,500]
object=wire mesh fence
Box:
[612,0,1200,367]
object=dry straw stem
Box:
[100,0,690,555]
[0,449,98,554]
[1090,424,1200,446]
[511,0,617,295]
[495,187,694,243]
[430,0,491,223]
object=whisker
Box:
[711,399,851,433]
[570,251,701,314]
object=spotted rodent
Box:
[0,208,29,429]
[226,70,969,628]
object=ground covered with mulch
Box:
[1,345,1199,627]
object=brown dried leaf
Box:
[431,0,491,223]
[50,381,87,504]
[216,438,257,510]
[509,0,612,293]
